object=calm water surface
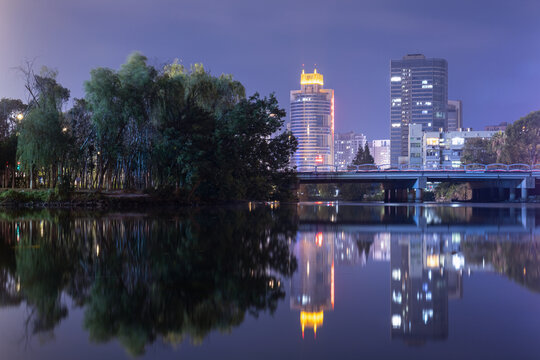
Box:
[0,203,539,359]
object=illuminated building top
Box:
[300,69,324,86]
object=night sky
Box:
[1,0,539,139]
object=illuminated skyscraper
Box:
[390,54,448,167]
[290,69,334,171]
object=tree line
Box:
[462,111,539,165]
[0,53,297,201]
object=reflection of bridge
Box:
[300,223,539,235]
[297,164,540,202]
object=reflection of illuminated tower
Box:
[291,231,334,338]
[390,235,448,345]
[290,69,335,171]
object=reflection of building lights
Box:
[392,268,401,281]
[96,244,100,257]
[426,254,440,268]
[301,311,324,338]
[391,314,402,328]
[331,261,334,309]
[316,232,323,247]
[452,254,464,269]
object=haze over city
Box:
[1,0,539,139]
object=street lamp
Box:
[16,113,23,121]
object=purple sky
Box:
[1,0,539,139]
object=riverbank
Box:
[0,189,198,209]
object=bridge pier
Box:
[509,188,516,201]
[521,187,528,201]
[415,188,423,202]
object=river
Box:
[0,203,538,359]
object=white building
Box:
[369,139,391,169]
[334,131,367,170]
[423,129,499,168]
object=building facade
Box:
[408,124,424,167]
[390,54,448,167]
[334,131,367,170]
[369,139,391,169]
[423,129,499,168]
[447,100,463,131]
[291,69,334,171]
[484,122,508,131]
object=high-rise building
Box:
[390,54,448,167]
[334,131,367,170]
[447,100,463,131]
[369,139,391,169]
[291,69,334,171]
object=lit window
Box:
[391,269,401,280]
[422,110,428,114]
[422,80,428,84]
[392,98,402,103]
[391,76,402,82]
[422,84,433,89]
[426,138,439,146]
[391,123,401,128]
[425,101,432,106]
[451,137,464,145]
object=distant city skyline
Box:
[1,0,539,140]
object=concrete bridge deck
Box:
[297,164,540,202]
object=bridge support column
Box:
[520,177,534,202]
[521,187,528,201]
[412,176,427,204]
[415,188,423,202]
[509,188,516,201]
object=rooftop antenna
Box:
[302,63,305,74]
[314,63,317,73]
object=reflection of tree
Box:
[462,237,540,293]
[0,206,297,356]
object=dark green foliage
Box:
[8,53,296,201]
[433,182,471,202]
[461,138,497,164]
[499,111,540,164]
[461,110,540,165]
[352,143,374,165]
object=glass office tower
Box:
[390,54,448,167]
[291,69,334,171]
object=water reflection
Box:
[0,207,298,355]
[0,204,538,358]
[292,203,539,346]
[290,232,334,338]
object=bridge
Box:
[297,163,540,202]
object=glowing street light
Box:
[16,113,24,121]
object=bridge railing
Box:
[300,163,539,173]
[508,163,532,172]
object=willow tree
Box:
[17,67,70,188]
[85,52,156,189]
